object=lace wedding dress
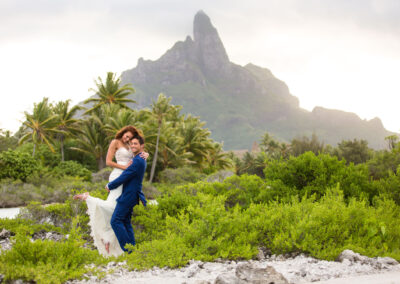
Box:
[85,147,133,257]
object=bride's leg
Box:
[73,192,89,201]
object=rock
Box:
[376,256,399,266]
[214,273,244,284]
[186,261,202,278]
[336,250,369,264]
[235,263,289,284]
[0,239,13,251]
[32,230,64,242]
[336,249,399,269]
[107,262,116,268]
[256,248,265,260]
[9,280,25,284]
[0,229,14,240]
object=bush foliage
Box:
[0,150,40,181]
[2,148,400,283]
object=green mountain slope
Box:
[119,10,393,150]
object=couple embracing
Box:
[74,126,147,256]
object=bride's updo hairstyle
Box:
[115,126,139,140]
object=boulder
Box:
[235,263,289,284]
[336,249,399,269]
[0,229,14,240]
[214,273,244,284]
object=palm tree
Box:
[70,118,110,170]
[148,93,176,183]
[103,105,143,137]
[205,142,233,171]
[180,115,214,168]
[52,100,82,161]
[19,98,60,156]
[83,72,136,114]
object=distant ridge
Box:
[119,10,393,150]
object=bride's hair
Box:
[115,126,139,140]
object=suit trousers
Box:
[111,203,135,252]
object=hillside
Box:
[119,10,393,150]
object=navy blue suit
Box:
[107,154,146,252]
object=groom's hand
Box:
[105,184,110,192]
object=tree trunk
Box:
[61,136,65,162]
[98,155,105,170]
[32,143,36,156]
[149,124,161,183]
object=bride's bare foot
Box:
[73,192,89,201]
[101,238,110,254]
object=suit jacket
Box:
[107,154,147,207]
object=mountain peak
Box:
[193,10,229,73]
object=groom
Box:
[106,134,147,252]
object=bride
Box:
[74,125,148,256]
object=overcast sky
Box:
[1,0,399,134]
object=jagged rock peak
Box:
[193,10,217,41]
[193,10,229,70]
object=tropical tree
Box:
[237,151,268,177]
[290,133,324,156]
[83,72,136,114]
[334,139,371,165]
[103,105,143,137]
[70,118,110,170]
[259,132,288,159]
[179,115,214,168]
[148,93,177,183]
[385,135,399,151]
[18,98,60,156]
[0,129,17,152]
[52,100,82,161]
[204,142,233,173]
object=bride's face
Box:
[122,131,134,143]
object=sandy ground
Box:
[311,270,400,284]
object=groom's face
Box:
[130,138,141,155]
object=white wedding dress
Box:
[85,147,133,257]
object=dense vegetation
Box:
[1,72,400,283]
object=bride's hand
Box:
[123,161,132,169]
[140,151,149,160]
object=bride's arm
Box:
[106,140,130,170]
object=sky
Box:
[1,0,399,134]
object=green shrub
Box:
[372,173,400,205]
[0,218,62,236]
[247,188,400,260]
[263,152,374,201]
[16,142,61,167]
[53,161,92,181]
[0,176,107,207]
[368,150,400,179]
[0,150,40,181]
[0,219,107,284]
